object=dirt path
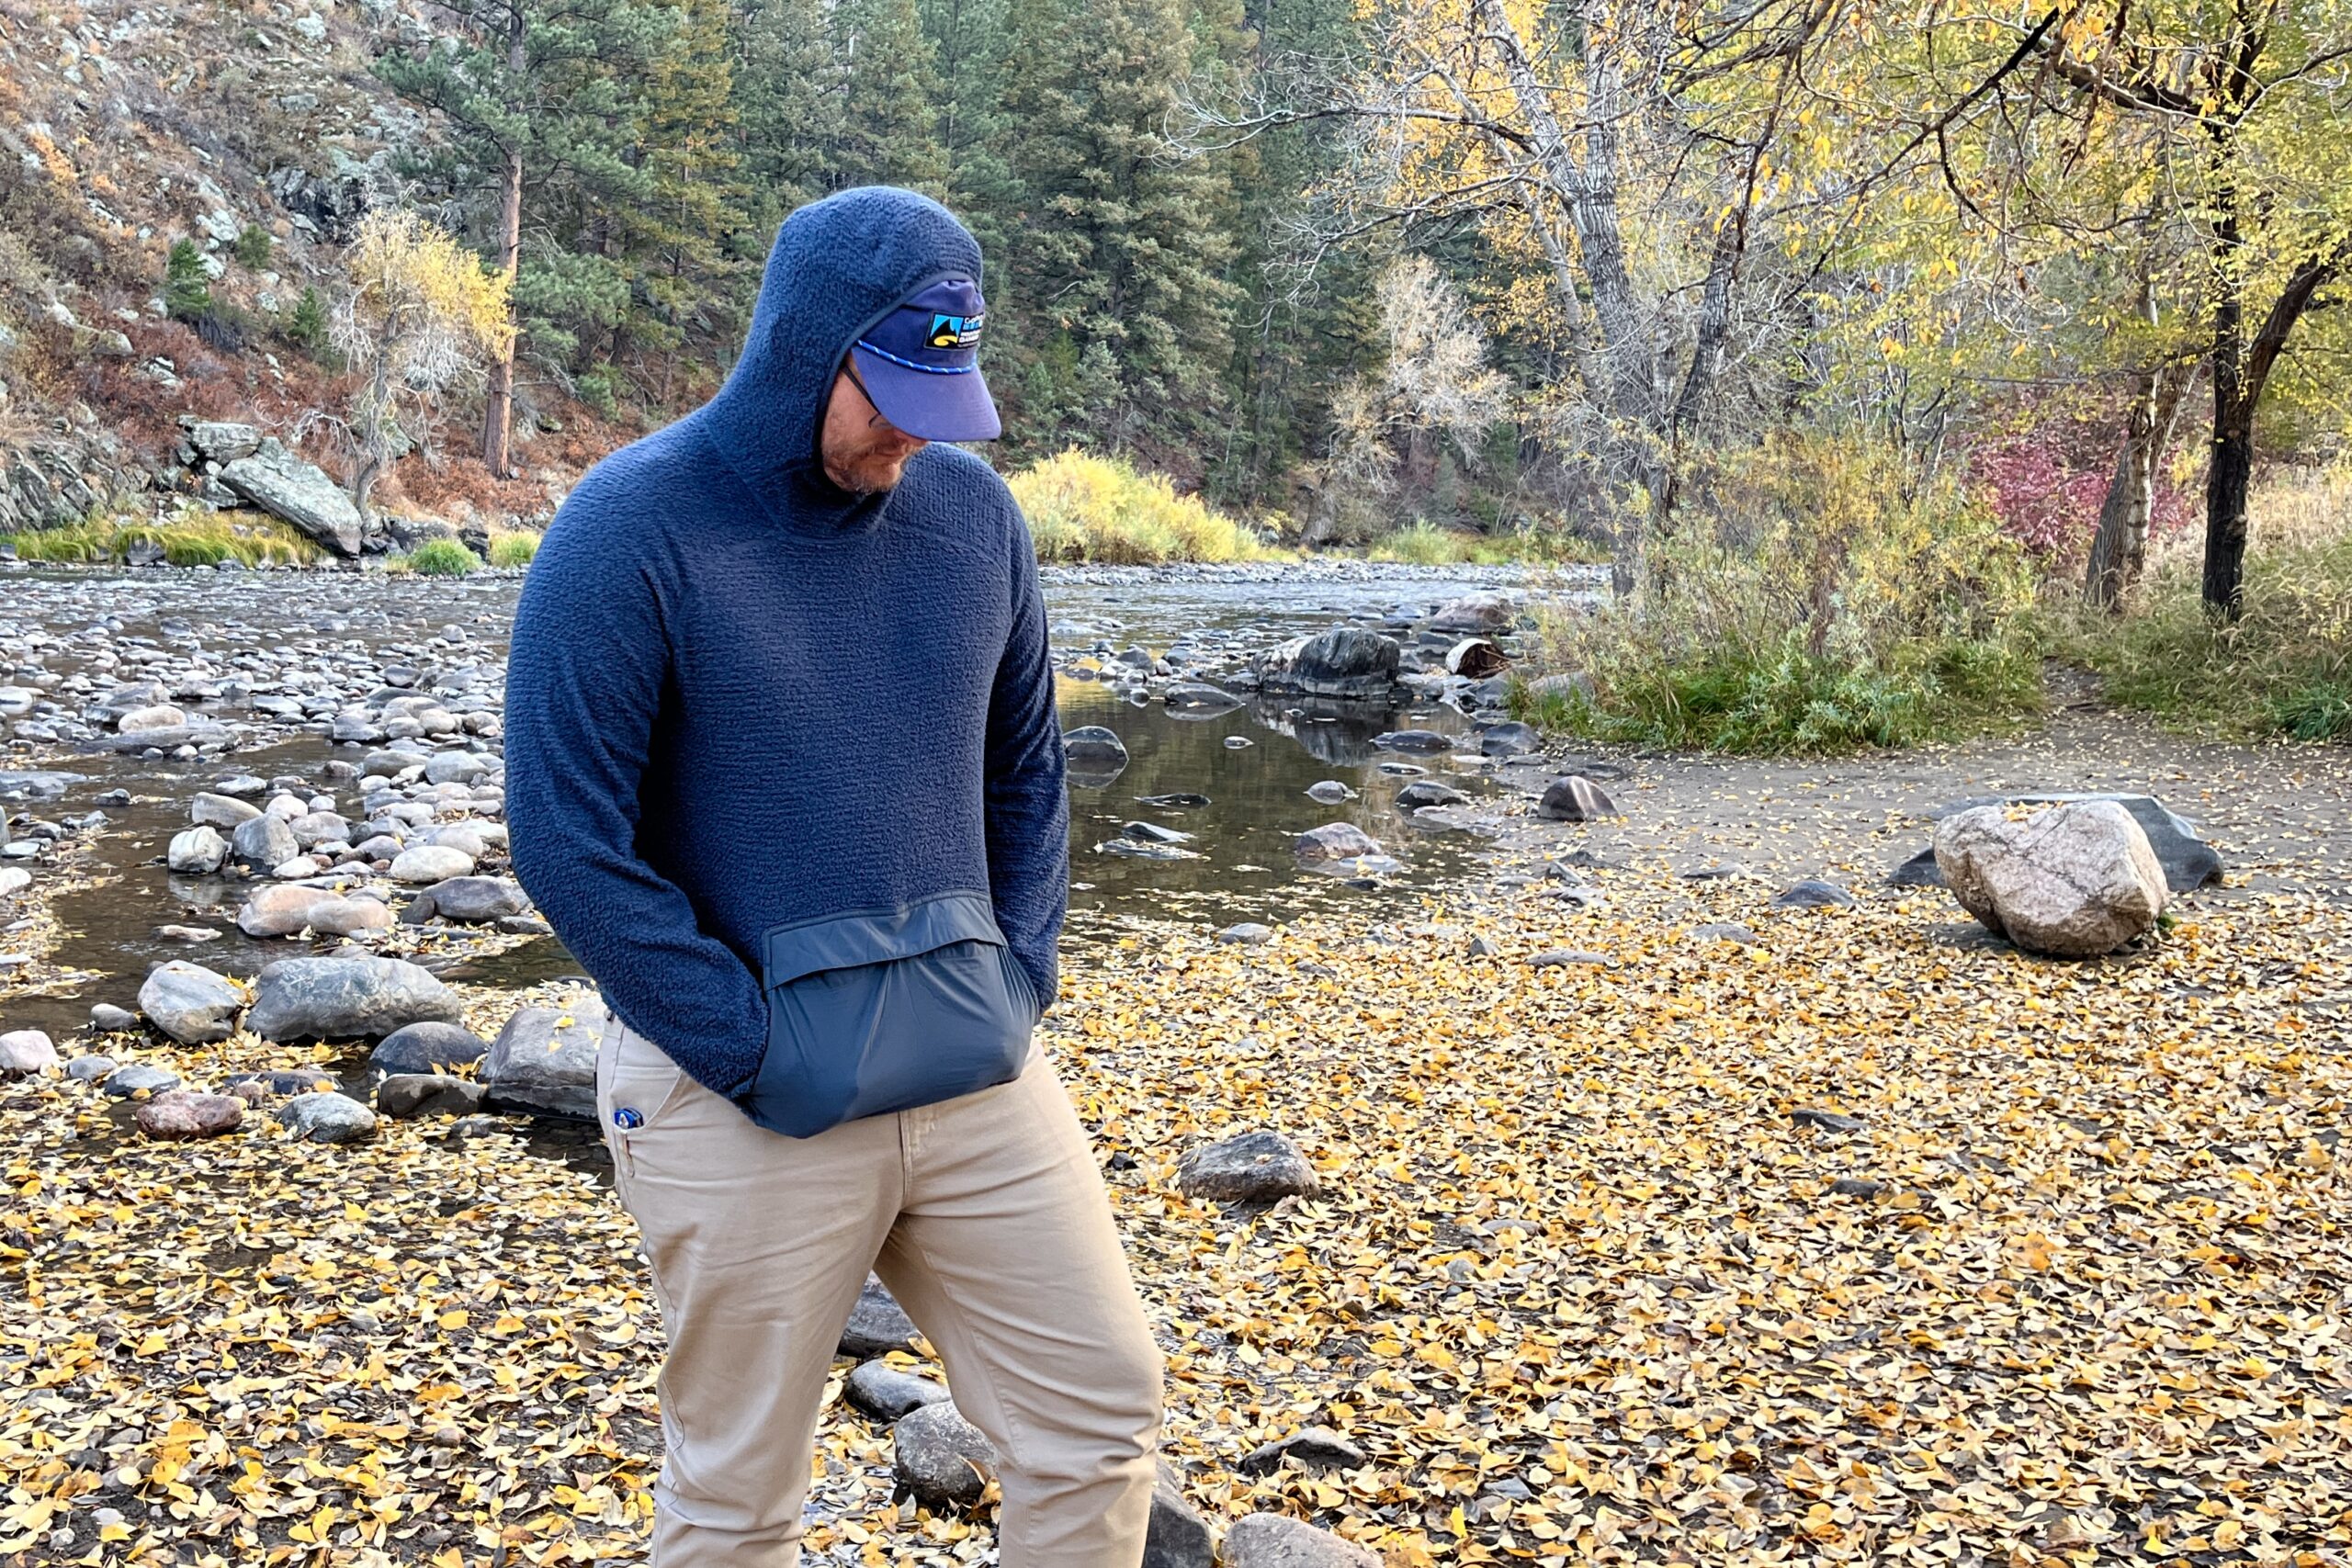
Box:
[1482,685,2352,905]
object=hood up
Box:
[695,186,987,531]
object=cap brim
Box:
[850,346,1001,442]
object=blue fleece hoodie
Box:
[503,186,1068,1108]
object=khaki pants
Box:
[594,1015,1164,1567]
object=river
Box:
[0,558,1602,1037]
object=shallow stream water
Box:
[0,560,1598,1036]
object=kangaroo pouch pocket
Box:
[739,892,1038,1139]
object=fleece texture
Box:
[502,186,1068,1100]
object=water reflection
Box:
[5,565,1544,1021]
[1056,681,1497,930]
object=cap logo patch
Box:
[927,312,983,349]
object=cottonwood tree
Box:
[2080,281,2197,611]
[1314,255,1507,539]
[1182,0,1841,588]
[1895,1,2352,616]
[332,211,514,516]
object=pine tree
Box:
[834,0,950,193]
[613,0,753,396]
[164,240,212,321]
[286,285,330,359]
[993,0,1245,464]
[1203,0,1372,506]
[916,0,1012,221]
[732,0,843,239]
[376,0,668,472]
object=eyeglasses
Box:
[841,358,894,432]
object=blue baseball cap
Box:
[847,276,1001,442]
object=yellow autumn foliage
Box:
[342,209,513,363]
[1010,449,1284,564]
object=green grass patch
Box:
[1010,449,1286,565]
[3,514,323,566]
[487,530,540,569]
[1516,632,2041,753]
[2061,532,2352,742]
[1368,521,1611,567]
[405,539,481,577]
[1514,433,2043,755]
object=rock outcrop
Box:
[218,437,368,556]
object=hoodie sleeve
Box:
[984,508,1069,1013]
[503,510,769,1098]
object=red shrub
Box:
[1965,403,2201,574]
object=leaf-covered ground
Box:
[5,863,2350,1566]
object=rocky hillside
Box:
[0,0,611,543]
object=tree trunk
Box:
[1495,147,1646,594]
[2084,361,2189,611]
[1472,0,1654,437]
[2122,364,2189,587]
[1669,216,1739,437]
[479,4,526,479]
[2198,253,2335,617]
[352,354,396,517]
[2202,372,2254,618]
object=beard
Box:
[826,440,922,495]
[839,452,910,493]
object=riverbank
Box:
[6,850,2346,1563]
[0,563,2347,1565]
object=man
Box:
[503,186,1164,1567]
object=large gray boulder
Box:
[1903,792,2223,893]
[103,1063,180,1097]
[309,895,390,937]
[417,875,527,922]
[1934,801,2169,956]
[892,1400,997,1509]
[1536,775,1619,821]
[190,791,263,829]
[1427,590,1518,633]
[277,1090,378,1144]
[1250,627,1401,701]
[118,703,187,734]
[1162,682,1245,716]
[219,437,365,556]
[139,960,244,1043]
[231,813,300,870]
[288,811,353,851]
[167,825,229,874]
[1221,1515,1380,1567]
[237,885,324,937]
[843,1360,950,1421]
[1293,823,1381,865]
[375,1074,486,1118]
[244,956,465,1042]
[181,419,263,464]
[423,750,490,785]
[1063,726,1129,786]
[481,996,609,1118]
[370,1020,490,1075]
[391,844,474,884]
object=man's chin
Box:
[845,457,910,494]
